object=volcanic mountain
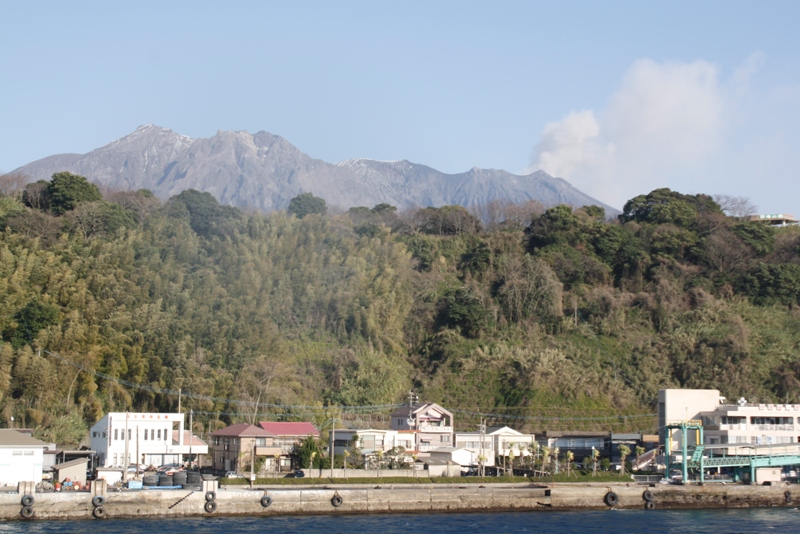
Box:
[13,125,616,213]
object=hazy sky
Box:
[2,1,799,211]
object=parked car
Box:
[293,469,305,478]
[224,471,244,479]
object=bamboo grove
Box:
[1,172,800,446]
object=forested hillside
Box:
[1,172,800,447]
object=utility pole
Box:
[123,413,129,483]
[479,417,486,477]
[330,419,336,479]
[407,390,418,450]
[189,409,193,470]
[250,439,255,489]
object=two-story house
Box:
[258,422,319,471]
[209,423,282,473]
[391,403,453,455]
[90,412,208,468]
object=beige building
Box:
[210,423,282,473]
[390,403,453,454]
[659,388,800,452]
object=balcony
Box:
[753,424,794,431]
[417,424,452,433]
[255,446,283,456]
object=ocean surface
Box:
[0,508,798,534]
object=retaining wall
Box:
[2,481,796,521]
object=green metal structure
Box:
[665,420,800,484]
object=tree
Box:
[295,436,323,468]
[0,172,28,200]
[5,301,60,349]
[22,180,50,210]
[592,448,600,476]
[565,450,575,477]
[415,205,481,235]
[440,285,494,338]
[287,192,327,218]
[618,444,631,477]
[170,189,240,237]
[620,188,721,228]
[47,172,102,215]
[714,194,757,219]
[66,201,136,238]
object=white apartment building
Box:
[90,412,207,468]
[659,389,800,452]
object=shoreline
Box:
[1,481,797,522]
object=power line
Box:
[43,349,402,412]
[44,349,657,424]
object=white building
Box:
[90,412,208,468]
[659,388,800,452]
[488,426,535,460]
[332,429,414,456]
[0,429,47,485]
[454,431,495,466]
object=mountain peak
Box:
[12,126,617,214]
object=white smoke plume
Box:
[529,55,766,208]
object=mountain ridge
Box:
[13,125,618,214]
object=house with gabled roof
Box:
[258,421,320,471]
[390,402,453,455]
[210,423,282,473]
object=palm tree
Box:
[375,450,384,478]
[541,446,551,475]
[553,447,560,475]
[618,445,631,477]
[507,442,516,474]
[565,450,574,477]
[477,454,487,477]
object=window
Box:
[157,429,161,440]
[255,438,266,447]
[440,435,450,442]
[92,432,97,438]
[144,430,148,441]
[128,429,132,440]
[115,429,119,441]
[151,429,155,440]
[102,431,106,438]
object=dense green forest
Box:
[1,172,799,447]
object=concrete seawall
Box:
[2,482,796,521]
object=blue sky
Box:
[1,0,799,210]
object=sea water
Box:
[0,508,797,533]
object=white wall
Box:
[91,412,186,467]
[0,447,43,485]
